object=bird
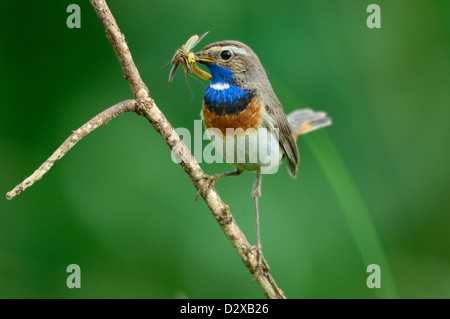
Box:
[193,40,331,272]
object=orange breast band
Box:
[203,97,262,135]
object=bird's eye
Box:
[220,50,232,60]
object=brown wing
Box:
[260,91,299,177]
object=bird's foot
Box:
[250,244,269,281]
[195,174,219,201]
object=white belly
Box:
[204,127,283,175]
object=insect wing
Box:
[192,31,209,49]
[168,61,180,86]
[183,35,200,54]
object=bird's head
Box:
[195,41,269,90]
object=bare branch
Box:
[90,0,148,101]
[7,0,286,298]
[6,100,137,200]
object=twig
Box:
[6,99,136,200]
[6,0,286,299]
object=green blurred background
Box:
[1,0,448,298]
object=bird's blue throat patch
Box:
[202,63,253,116]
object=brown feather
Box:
[202,97,263,135]
[261,91,299,177]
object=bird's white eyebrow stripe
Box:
[223,46,249,56]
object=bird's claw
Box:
[250,244,269,281]
[195,174,219,201]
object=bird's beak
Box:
[194,52,216,64]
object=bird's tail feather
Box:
[287,109,331,139]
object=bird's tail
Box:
[287,108,332,139]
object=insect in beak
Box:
[194,52,217,64]
[168,32,212,86]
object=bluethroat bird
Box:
[193,40,331,269]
